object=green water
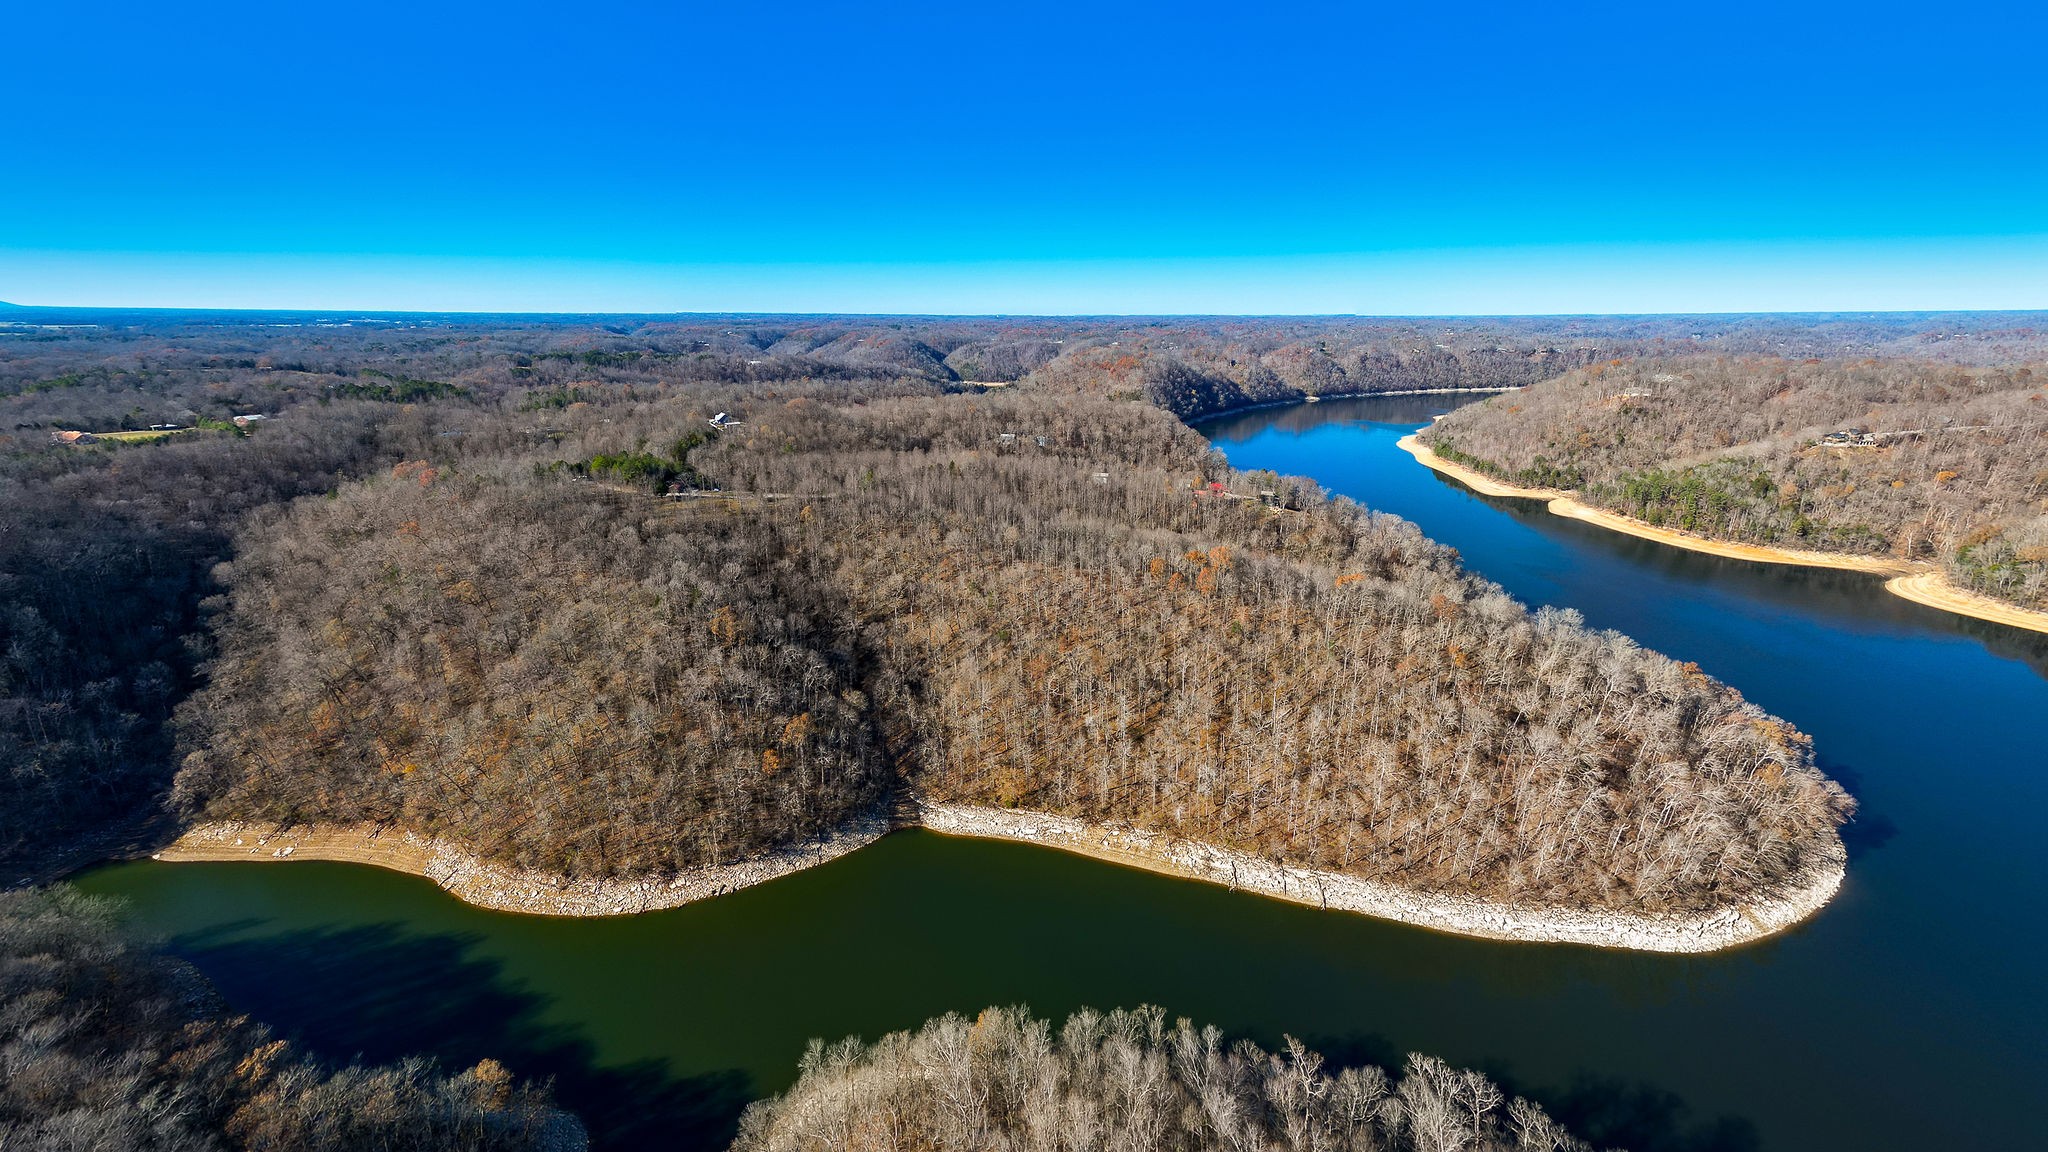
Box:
[80,395,2048,1152]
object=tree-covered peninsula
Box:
[0,314,1868,928]
[172,390,1850,921]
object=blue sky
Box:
[4,1,2045,313]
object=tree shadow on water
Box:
[1546,1073,1761,1152]
[1307,1029,1760,1152]
[1296,1028,1405,1075]
[1817,757,1899,859]
[170,921,749,1152]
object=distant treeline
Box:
[9,310,2047,435]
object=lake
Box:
[79,394,2048,1152]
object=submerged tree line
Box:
[6,311,2018,1148]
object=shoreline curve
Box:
[917,804,1844,954]
[154,801,1841,953]
[1397,433,2048,636]
[155,815,891,916]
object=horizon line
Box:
[8,301,2048,322]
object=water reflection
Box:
[175,916,751,1150]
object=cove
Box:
[79,395,2048,1152]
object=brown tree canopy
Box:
[177,393,1851,913]
[735,1004,1603,1152]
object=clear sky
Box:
[4,0,2045,314]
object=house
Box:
[49,429,95,444]
[232,414,268,427]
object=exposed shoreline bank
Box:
[919,804,1844,953]
[155,801,1841,953]
[1397,434,2048,635]
[155,814,891,916]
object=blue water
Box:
[1199,395,2048,1144]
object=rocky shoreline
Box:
[918,803,1844,953]
[155,813,891,916]
[157,800,1843,952]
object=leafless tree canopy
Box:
[175,392,1850,912]
[1422,356,2048,608]
[10,314,2027,1152]
[736,1004,1604,1152]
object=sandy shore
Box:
[1398,434,2048,634]
[1883,572,2048,635]
[156,800,1841,952]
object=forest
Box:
[1419,357,2048,609]
[0,310,1861,910]
[734,1005,1602,1152]
[3,308,2032,1148]
[169,390,1852,912]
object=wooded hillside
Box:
[6,313,1976,1152]
[176,392,1851,913]
[1421,357,2048,609]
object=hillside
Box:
[1420,357,2048,610]
[174,391,1851,916]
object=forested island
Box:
[11,308,2044,1148]
[1415,357,2048,629]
